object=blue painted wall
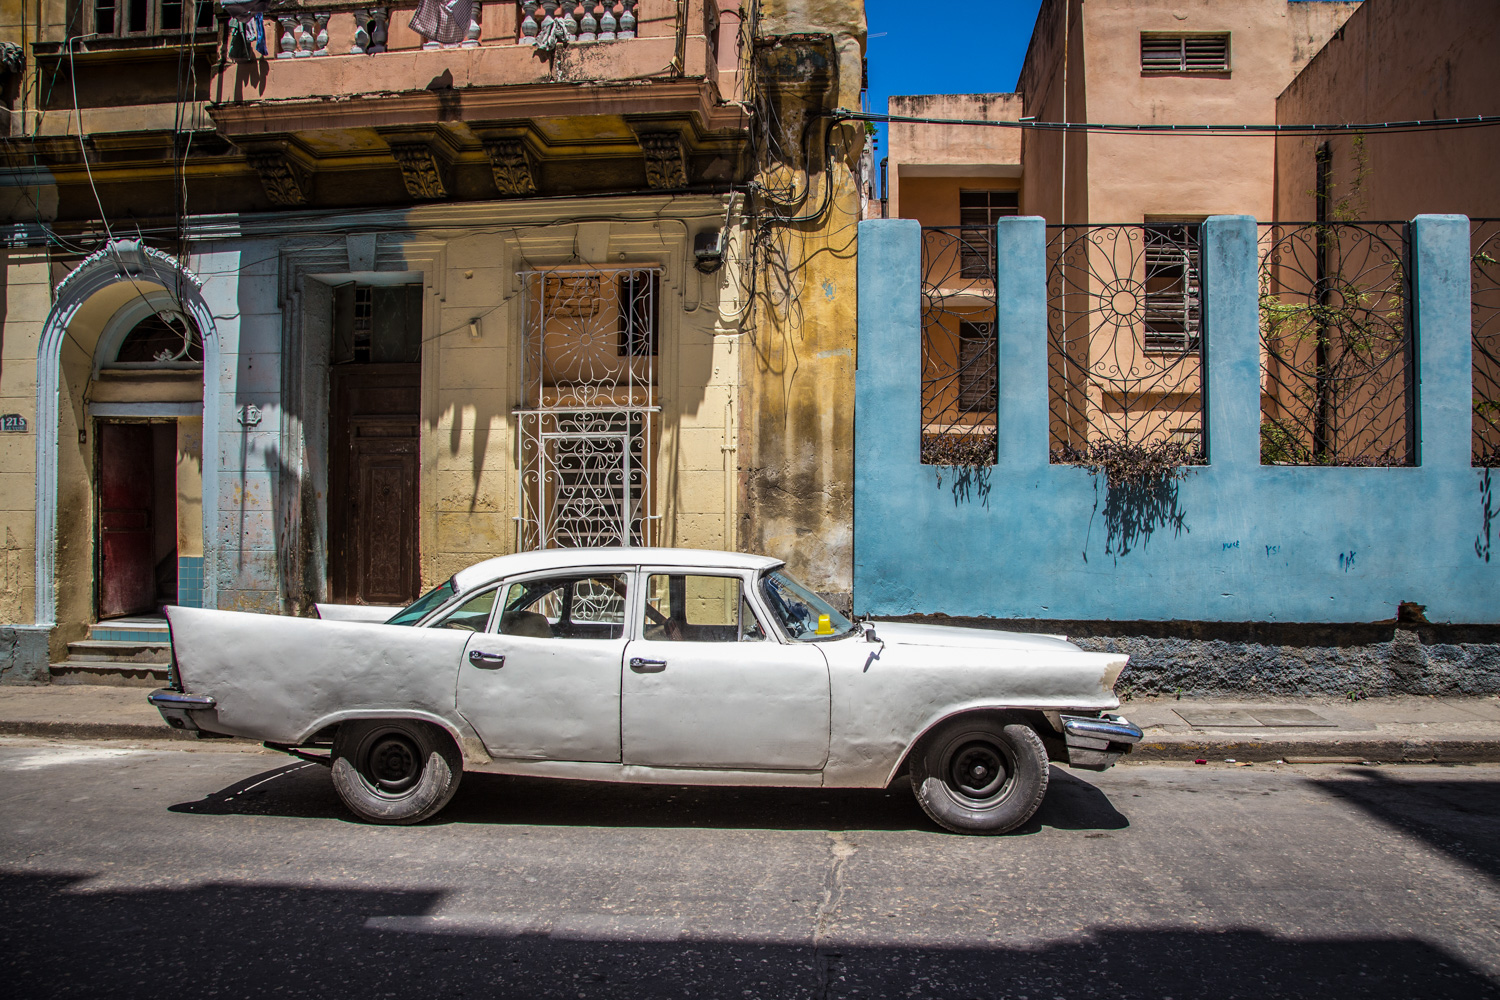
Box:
[854,215,1499,623]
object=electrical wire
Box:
[837,108,1500,136]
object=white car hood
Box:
[869,621,1079,653]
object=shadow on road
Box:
[1,870,1494,999]
[169,762,1128,834]
[1313,769,1500,886]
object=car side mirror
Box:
[862,622,879,643]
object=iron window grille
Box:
[1141,33,1230,73]
[518,266,662,550]
[1258,222,1415,466]
[1142,223,1202,352]
[958,190,1019,279]
[920,228,997,467]
[1046,224,1207,461]
[1473,219,1500,467]
[91,0,214,37]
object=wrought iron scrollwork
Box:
[920,227,997,467]
[1258,222,1413,466]
[518,267,661,550]
[1046,224,1206,461]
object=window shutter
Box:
[1141,34,1229,73]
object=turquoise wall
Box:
[854,215,1499,623]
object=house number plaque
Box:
[0,413,26,432]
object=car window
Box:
[385,579,457,626]
[643,574,768,642]
[431,587,499,632]
[760,570,857,641]
[495,573,628,640]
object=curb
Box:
[1130,738,1500,764]
[0,720,197,742]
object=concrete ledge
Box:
[1130,737,1500,764]
[0,719,198,741]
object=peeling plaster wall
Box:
[0,252,49,629]
[739,6,866,606]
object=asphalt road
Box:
[1,737,1497,1000]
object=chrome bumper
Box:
[148,688,216,733]
[1061,713,1143,771]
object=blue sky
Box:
[862,0,1043,160]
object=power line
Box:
[837,109,1500,136]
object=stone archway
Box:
[33,241,222,627]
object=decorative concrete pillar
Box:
[521,0,539,43]
[462,10,481,46]
[618,0,635,38]
[1412,214,1474,469]
[369,8,389,52]
[598,1,616,40]
[275,15,297,57]
[579,1,597,41]
[1200,215,1261,470]
[993,216,1049,470]
[350,9,370,53]
[855,219,923,472]
[296,14,315,55]
[313,13,330,55]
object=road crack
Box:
[812,831,856,1000]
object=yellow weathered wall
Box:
[405,201,746,591]
[739,4,866,605]
[0,251,48,625]
[176,418,203,558]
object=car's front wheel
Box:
[330,719,462,825]
[909,716,1049,834]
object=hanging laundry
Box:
[409,0,474,46]
[223,1,270,61]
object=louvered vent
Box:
[1141,34,1230,73]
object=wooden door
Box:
[98,422,156,618]
[330,365,420,604]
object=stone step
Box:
[65,639,171,664]
[50,661,169,687]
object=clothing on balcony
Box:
[409,0,475,45]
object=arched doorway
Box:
[34,242,221,631]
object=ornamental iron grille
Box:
[518,267,660,550]
[1258,223,1414,466]
[921,227,997,466]
[1473,219,1500,466]
[1046,224,1206,460]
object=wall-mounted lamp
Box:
[469,317,482,340]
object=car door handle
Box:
[629,657,667,673]
[468,650,505,668]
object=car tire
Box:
[909,716,1050,835]
[330,719,462,825]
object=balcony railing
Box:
[225,1,658,60]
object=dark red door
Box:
[98,423,156,618]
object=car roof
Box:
[451,547,786,592]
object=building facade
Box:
[0,0,866,681]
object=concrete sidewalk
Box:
[2,684,1500,762]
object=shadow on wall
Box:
[1,871,1495,998]
[1083,475,1190,563]
[1479,468,1494,563]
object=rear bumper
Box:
[147,688,216,733]
[1061,714,1143,771]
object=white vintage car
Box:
[149,548,1141,834]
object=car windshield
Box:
[759,570,858,641]
[385,579,457,626]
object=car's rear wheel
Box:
[909,716,1049,834]
[330,719,462,825]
